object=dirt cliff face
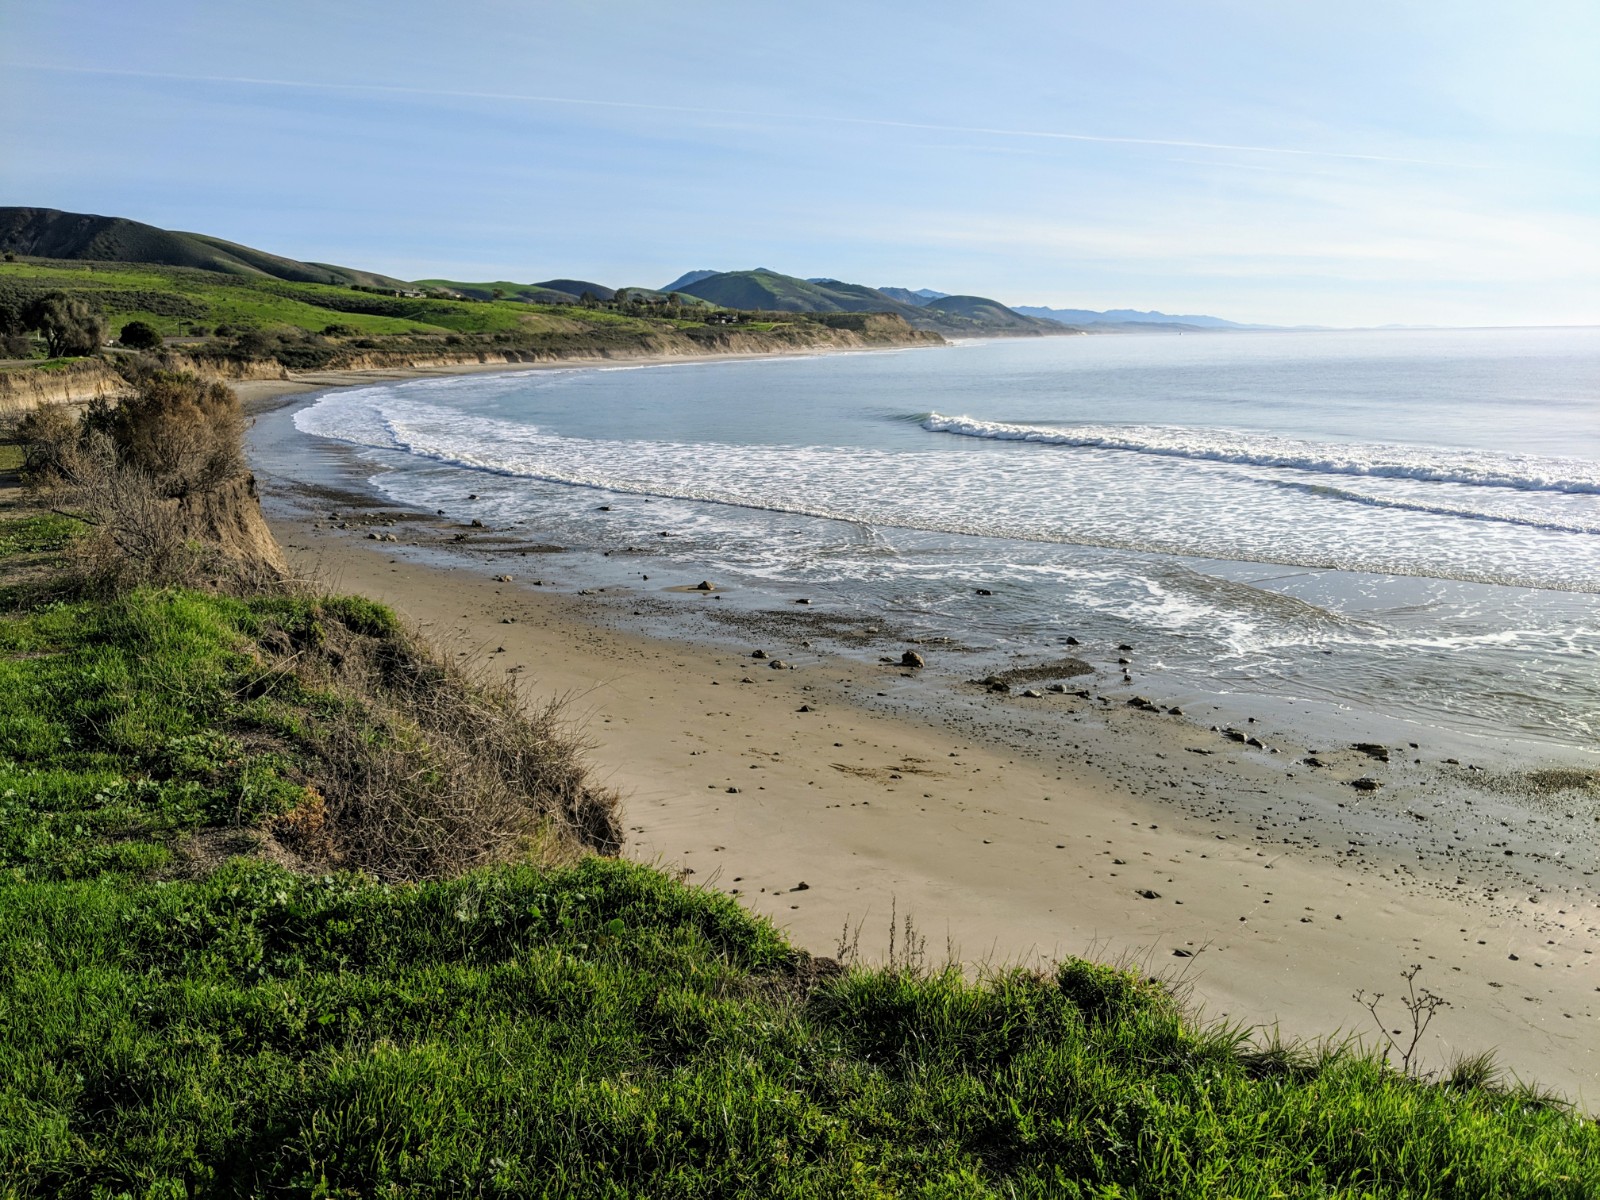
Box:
[0,360,128,415]
[0,317,941,416]
[178,472,288,581]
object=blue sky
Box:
[3,1,1596,325]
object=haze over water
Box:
[294,328,1600,756]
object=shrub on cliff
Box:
[18,369,281,589]
[116,319,162,350]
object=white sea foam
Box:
[296,388,1600,594]
[275,330,1600,750]
[919,413,1600,495]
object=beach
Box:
[241,359,1600,1107]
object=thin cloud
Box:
[9,61,1476,169]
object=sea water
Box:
[287,328,1600,756]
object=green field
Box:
[0,260,672,341]
[0,495,1595,1197]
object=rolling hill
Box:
[672,270,1062,335]
[415,278,617,304]
[0,207,412,289]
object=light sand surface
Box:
[275,516,1600,1108]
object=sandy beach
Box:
[242,364,1600,1108]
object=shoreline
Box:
[232,342,944,414]
[250,372,1600,1105]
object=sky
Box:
[2,1,1597,326]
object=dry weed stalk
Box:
[1354,963,1450,1078]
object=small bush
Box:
[116,320,162,350]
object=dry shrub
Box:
[266,609,623,880]
[53,431,205,588]
[96,370,246,498]
[14,404,78,478]
[18,371,284,591]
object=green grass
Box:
[0,513,83,559]
[2,858,1596,1197]
[0,522,1596,1196]
[0,586,387,881]
[0,261,676,341]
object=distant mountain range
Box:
[663,269,1277,332]
[1011,305,1299,332]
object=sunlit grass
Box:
[0,507,1595,1197]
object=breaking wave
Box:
[919,413,1600,495]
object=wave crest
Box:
[919,413,1600,495]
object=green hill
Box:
[0,207,411,289]
[918,294,1064,333]
[674,269,1062,335]
[417,278,618,304]
[674,270,896,315]
[537,277,616,301]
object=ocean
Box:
[282,327,1600,761]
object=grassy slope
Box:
[0,512,1597,1197]
[0,261,667,340]
[675,272,1060,335]
[0,208,411,290]
[674,270,905,316]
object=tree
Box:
[0,289,32,357]
[25,292,106,357]
[118,320,163,351]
